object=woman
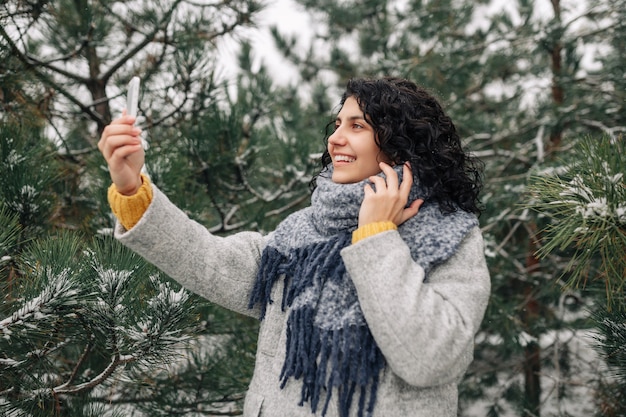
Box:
[98,77,490,417]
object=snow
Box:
[0,268,75,333]
[608,173,623,184]
[95,265,133,295]
[0,358,22,367]
[577,197,609,218]
[96,228,114,236]
[19,185,37,198]
[6,149,25,168]
[150,279,189,306]
[535,165,569,177]
[617,205,626,222]
[464,328,609,417]
[559,175,594,201]
[555,173,625,221]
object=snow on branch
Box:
[527,135,626,307]
[127,276,192,359]
[0,268,78,335]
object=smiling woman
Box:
[328,96,391,184]
[98,76,490,417]
[318,77,484,216]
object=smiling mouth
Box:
[334,155,355,163]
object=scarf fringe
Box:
[280,307,384,417]
[249,233,384,417]
[249,234,351,317]
[248,246,284,319]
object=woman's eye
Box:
[353,123,363,129]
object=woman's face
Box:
[328,96,389,184]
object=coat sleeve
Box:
[114,185,267,318]
[340,226,490,387]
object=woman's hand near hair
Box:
[98,113,144,196]
[358,162,423,227]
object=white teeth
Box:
[334,155,355,163]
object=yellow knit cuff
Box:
[352,221,398,244]
[107,174,153,231]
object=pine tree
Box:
[0,117,229,416]
[266,0,626,415]
[0,0,327,415]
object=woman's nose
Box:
[328,127,345,146]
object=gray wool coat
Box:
[114,185,491,417]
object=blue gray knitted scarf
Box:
[248,166,478,417]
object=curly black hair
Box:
[315,77,484,215]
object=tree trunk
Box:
[549,0,564,150]
[522,223,542,417]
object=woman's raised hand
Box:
[98,114,144,196]
[358,162,423,227]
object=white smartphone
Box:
[126,76,140,117]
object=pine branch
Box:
[99,0,185,83]
[528,135,626,308]
[264,193,310,218]
[63,331,96,388]
[21,51,91,84]
[52,352,135,395]
[0,268,77,332]
[0,24,104,122]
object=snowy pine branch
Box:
[1,236,197,414]
[126,276,192,361]
[0,267,79,339]
[528,135,626,307]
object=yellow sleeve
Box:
[107,174,153,230]
[351,221,398,244]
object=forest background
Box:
[1,0,625,416]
